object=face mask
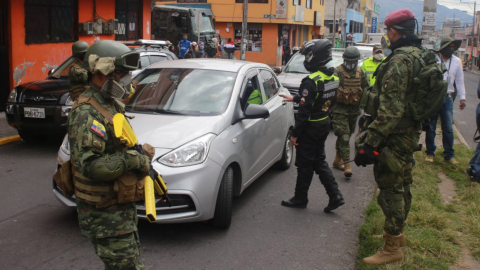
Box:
[200,46,204,50]
[344,61,358,70]
[441,47,454,58]
[373,54,384,61]
[101,73,133,100]
[183,38,187,41]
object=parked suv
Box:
[5,40,177,142]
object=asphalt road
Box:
[454,71,480,150]
[0,131,375,270]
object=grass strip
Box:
[356,144,480,270]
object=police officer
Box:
[292,46,300,55]
[354,9,422,264]
[68,40,150,269]
[69,41,89,101]
[361,44,385,86]
[279,39,345,213]
[331,47,370,177]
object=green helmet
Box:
[343,47,361,61]
[72,41,89,57]
[83,40,140,73]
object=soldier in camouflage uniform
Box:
[354,9,422,264]
[69,41,89,101]
[68,40,150,269]
[331,47,370,177]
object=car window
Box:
[140,56,150,68]
[258,70,279,102]
[50,57,77,78]
[150,55,168,64]
[284,54,309,74]
[242,75,263,108]
[126,68,236,116]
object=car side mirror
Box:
[48,69,55,76]
[273,66,282,74]
[244,104,269,119]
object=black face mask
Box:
[441,47,454,58]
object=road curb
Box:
[453,124,471,150]
[0,135,21,146]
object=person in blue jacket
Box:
[178,34,191,59]
[467,78,480,184]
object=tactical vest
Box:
[71,96,144,208]
[336,65,363,106]
[308,71,339,121]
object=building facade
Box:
[324,0,348,46]
[156,0,326,66]
[346,8,364,43]
[0,0,152,110]
[359,0,374,42]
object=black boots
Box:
[281,197,308,208]
[323,193,345,213]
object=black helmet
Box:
[301,39,332,72]
[343,47,360,61]
[83,40,140,73]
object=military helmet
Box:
[72,41,89,57]
[83,40,140,73]
[343,47,361,61]
[301,39,332,72]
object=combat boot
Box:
[343,158,352,177]
[281,196,308,208]
[323,193,345,213]
[333,152,345,171]
[363,233,404,265]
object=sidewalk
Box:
[0,112,21,144]
[466,68,480,76]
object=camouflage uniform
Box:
[332,66,369,160]
[363,45,422,236]
[68,62,88,101]
[68,87,144,270]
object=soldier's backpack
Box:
[205,41,218,58]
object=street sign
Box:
[371,17,377,33]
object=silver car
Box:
[53,59,295,228]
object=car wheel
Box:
[210,166,233,229]
[18,130,39,142]
[275,131,293,170]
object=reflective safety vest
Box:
[307,71,339,121]
[361,56,384,86]
[247,89,262,105]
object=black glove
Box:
[354,144,378,167]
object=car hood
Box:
[17,78,70,96]
[276,72,307,88]
[129,113,226,149]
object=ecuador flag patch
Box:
[91,119,106,137]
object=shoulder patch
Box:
[302,89,309,96]
[90,119,106,137]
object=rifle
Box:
[112,113,172,223]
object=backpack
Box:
[205,41,218,58]
[398,47,448,124]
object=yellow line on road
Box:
[0,135,21,145]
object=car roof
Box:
[145,59,269,73]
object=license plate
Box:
[24,107,45,118]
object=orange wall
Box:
[9,0,151,89]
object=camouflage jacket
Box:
[69,61,88,86]
[364,46,419,148]
[332,65,370,115]
[68,87,137,238]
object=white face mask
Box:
[374,54,384,61]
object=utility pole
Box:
[240,0,248,61]
[471,2,476,70]
[332,0,337,46]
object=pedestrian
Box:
[279,39,345,213]
[331,47,370,177]
[361,44,385,86]
[425,37,466,164]
[190,41,198,58]
[178,34,191,59]
[205,38,218,58]
[466,77,480,184]
[166,40,175,53]
[354,9,439,264]
[68,40,151,269]
[195,42,206,58]
[224,38,235,59]
[68,41,89,102]
[285,46,291,64]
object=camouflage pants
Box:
[374,131,420,235]
[332,113,359,159]
[90,231,144,270]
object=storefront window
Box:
[234,23,263,52]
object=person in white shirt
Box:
[425,37,466,164]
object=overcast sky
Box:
[438,0,478,15]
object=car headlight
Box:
[158,133,216,167]
[7,88,16,103]
[61,135,70,155]
[64,96,73,106]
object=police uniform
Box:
[286,67,344,209]
[362,56,385,86]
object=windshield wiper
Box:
[124,108,160,114]
[287,71,307,74]
[157,109,185,115]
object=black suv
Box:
[5,41,177,142]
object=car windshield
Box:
[49,57,78,78]
[191,15,215,34]
[284,54,345,74]
[126,68,236,116]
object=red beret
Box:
[385,9,415,27]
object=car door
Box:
[257,69,286,167]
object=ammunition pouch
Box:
[359,87,379,117]
[114,172,145,204]
[336,66,363,106]
[376,147,403,173]
[53,157,75,198]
